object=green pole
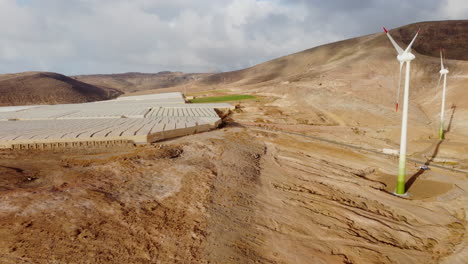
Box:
[439,121,444,140]
[439,73,447,140]
[397,155,406,194]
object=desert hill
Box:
[195,20,468,85]
[85,21,468,137]
[73,71,208,94]
[181,20,468,134]
[0,72,122,106]
[392,20,468,60]
[72,21,468,116]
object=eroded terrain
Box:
[1,113,467,263]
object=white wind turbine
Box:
[383,27,420,196]
[437,49,449,140]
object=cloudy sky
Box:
[0,0,467,75]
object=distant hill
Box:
[74,72,209,94]
[194,20,468,88]
[0,72,122,106]
[180,20,468,133]
[4,20,466,130]
[68,21,468,96]
[390,20,468,61]
[69,21,468,132]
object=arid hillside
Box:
[179,20,468,136]
[72,21,468,123]
[101,22,467,131]
[0,72,122,106]
[74,72,209,94]
[193,20,468,84]
[393,20,468,60]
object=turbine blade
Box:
[443,48,447,70]
[404,28,420,53]
[440,48,444,69]
[396,61,404,112]
[383,27,404,55]
[436,73,442,95]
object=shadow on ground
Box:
[405,105,456,191]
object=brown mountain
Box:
[76,20,467,135]
[73,71,209,94]
[70,21,468,98]
[391,20,468,60]
[182,20,468,132]
[0,72,122,106]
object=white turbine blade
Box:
[404,28,420,53]
[396,61,404,112]
[440,49,444,70]
[443,48,447,70]
[383,27,404,55]
[436,73,442,94]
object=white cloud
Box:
[442,0,468,19]
[0,0,464,75]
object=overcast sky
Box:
[0,0,467,75]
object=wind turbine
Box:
[383,27,420,196]
[437,49,449,140]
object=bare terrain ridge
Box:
[73,71,209,94]
[392,20,468,61]
[0,72,122,106]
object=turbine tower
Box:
[383,27,420,196]
[437,49,449,140]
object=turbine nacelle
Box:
[440,68,449,75]
[397,52,415,62]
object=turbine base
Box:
[392,191,411,198]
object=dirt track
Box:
[245,123,468,175]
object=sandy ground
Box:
[0,102,467,263]
[1,71,468,263]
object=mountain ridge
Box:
[0,72,122,106]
